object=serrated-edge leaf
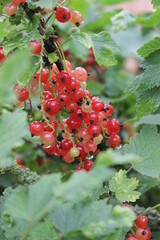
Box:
[124,125,160,178]
[137,37,160,58]
[109,170,140,202]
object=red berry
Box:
[66,102,78,113]
[103,103,114,117]
[75,166,85,172]
[88,124,101,137]
[16,157,22,165]
[29,40,42,55]
[106,118,120,135]
[5,3,17,16]
[70,88,85,103]
[135,216,148,229]
[92,99,104,112]
[136,228,152,240]
[76,143,87,160]
[70,11,83,27]
[60,139,73,151]
[43,120,58,133]
[66,77,80,93]
[57,70,71,87]
[84,140,97,154]
[0,47,6,63]
[85,112,98,125]
[57,91,70,106]
[42,91,53,100]
[55,7,71,23]
[12,0,26,6]
[71,107,86,121]
[63,151,75,163]
[73,67,88,82]
[29,121,44,136]
[36,69,49,84]
[108,134,121,147]
[43,99,61,115]
[83,159,94,171]
[78,128,89,142]
[40,131,54,146]
[67,116,81,132]
[15,86,29,102]
[43,142,56,154]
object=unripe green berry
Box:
[70,147,80,158]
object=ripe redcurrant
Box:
[135,216,148,229]
[55,7,71,23]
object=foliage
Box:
[0,0,160,239]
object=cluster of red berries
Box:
[4,1,121,171]
[55,6,83,26]
[127,214,152,240]
[27,61,121,170]
[5,1,83,28]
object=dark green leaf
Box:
[124,125,160,178]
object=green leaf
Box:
[53,168,114,202]
[136,86,160,117]
[5,174,61,221]
[138,175,158,194]
[87,81,104,96]
[111,10,135,33]
[109,170,140,202]
[69,0,89,17]
[0,22,14,40]
[95,148,142,168]
[48,53,58,63]
[124,125,160,178]
[91,31,118,67]
[138,37,160,58]
[135,114,160,126]
[72,31,93,48]
[33,0,57,9]
[73,31,118,67]
[0,49,33,104]
[136,9,160,27]
[0,111,27,161]
[51,202,135,238]
[152,0,160,10]
[30,218,58,240]
[0,0,10,11]
[126,50,160,117]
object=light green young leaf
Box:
[124,125,160,178]
[0,111,27,160]
[48,53,58,63]
[109,170,140,202]
[137,37,160,58]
